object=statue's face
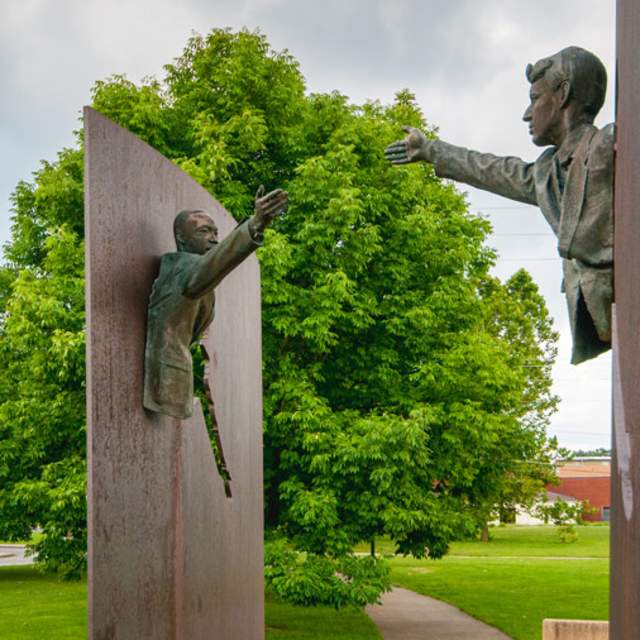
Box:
[179,212,219,254]
[523,77,564,147]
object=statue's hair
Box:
[526,46,607,121]
[173,209,210,249]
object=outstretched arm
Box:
[184,186,288,298]
[385,126,538,206]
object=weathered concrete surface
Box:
[366,587,512,639]
[85,107,263,639]
[542,619,608,640]
[612,1,640,637]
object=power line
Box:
[551,429,610,435]
[491,232,555,237]
[498,258,561,262]
[551,432,610,439]
[552,377,611,382]
[471,206,535,210]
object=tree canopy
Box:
[0,28,558,603]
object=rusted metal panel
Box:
[85,107,263,639]
[611,1,640,636]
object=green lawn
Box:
[447,524,609,558]
[266,591,381,639]
[0,566,86,640]
[389,525,609,640]
[0,566,380,640]
[357,524,609,558]
[1,527,610,640]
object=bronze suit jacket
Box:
[426,123,614,364]
[143,220,260,418]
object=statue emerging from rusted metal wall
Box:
[85,107,269,639]
[143,187,287,419]
[385,46,613,365]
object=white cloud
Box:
[0,0,615,449]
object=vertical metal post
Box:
[611,2,640,636]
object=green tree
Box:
[462,269,560,539]
[533,497,594,543]
[0,149,86,576]
[571,448,610,457]
[0,29,558,603]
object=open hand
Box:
[251,185,288,234]
[384,126,430,164]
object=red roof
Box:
[557,459,610,478]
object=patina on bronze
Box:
[143,186,287,419]
[385,46,613,365]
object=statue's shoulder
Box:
[588,123,615,168]
[594,122,615,145]
[149,251,199,308]
[158,251,198,274]
[150,252,196,299]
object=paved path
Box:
[366,587,512,640]
[0,545,34,566]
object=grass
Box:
[0,566,380,640]
[0,526,611,639]
[0,566,86,640]
[447,524,609,558]
[265,591,381,639]
[387,525,609,640]
[357,524,609,558]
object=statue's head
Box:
[174,209,218,254]
[523,46,607,147]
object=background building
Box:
[547,457,611,522]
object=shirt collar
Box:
[556,123,596,168]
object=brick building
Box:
[547,457,611,522]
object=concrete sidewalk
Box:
[0,544,34,566]
[366,587,513,640]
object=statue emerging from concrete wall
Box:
[385,46,613,365]
[144,186,288,418]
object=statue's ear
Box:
[558,79,572,109]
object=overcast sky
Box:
[1,0,616,450]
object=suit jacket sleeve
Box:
[183,219,261,298]
[426,139,538,206]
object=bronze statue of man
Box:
[385,46,613,365]
[143,187,288,418]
